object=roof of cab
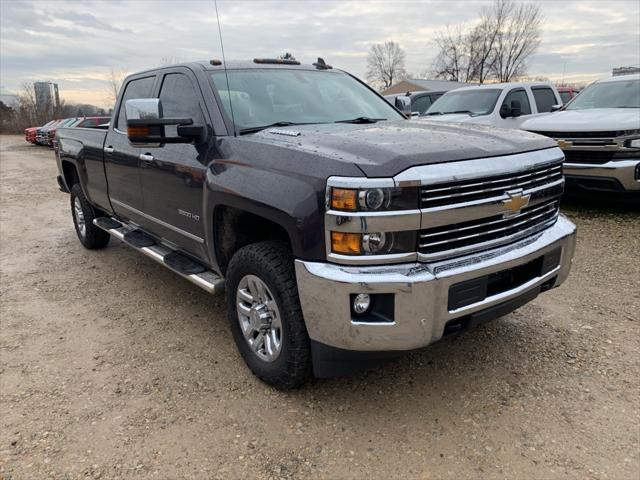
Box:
[445,81,557,93]
[132,60,338,74]
[595,73,640,83]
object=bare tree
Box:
[105,67,127,108]
[431,27,473,83]
[489,0,542,82]
[366,41,407,90]
[431,0,541,84]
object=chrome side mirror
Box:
[394,96,412,117]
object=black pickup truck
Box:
[56,59,577,389]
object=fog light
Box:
[352,293,371,314]
[362,232,390,253]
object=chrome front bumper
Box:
[295,215,576,351]
[564,159,640,192]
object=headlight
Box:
[329,187,419,212]
[330,231,416,255]
[628,138,640,149]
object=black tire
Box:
[70,183,110,250]
[226,241,311,389]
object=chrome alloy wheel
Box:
[73,196,86,238]
[236,274,283,362]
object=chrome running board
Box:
[93,217,224,294]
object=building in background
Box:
[381,78,471,96]
[612,66,640,77]
[34,81,60,114]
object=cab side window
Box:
[159,73,204,124]
[412,95,432,115]
[116,76,156,131]
[501,89,532,115]
[532,87,558,112]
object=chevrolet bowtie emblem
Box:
[557,139,571,149]
[502,190,530,217]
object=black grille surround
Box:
[563,150,615,164]
[421,161,563,209]
[419,200,560,258]
[528,130,623,139]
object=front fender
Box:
[203,160,326,263]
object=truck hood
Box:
[521,108,640,132]
[246,119,553,177]
[420,113,494,125]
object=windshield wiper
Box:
[443,110,474,115]
[334,116,386,124]
[425,111,443,116]
[239,121,322,135]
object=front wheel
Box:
[226,241,311,389]
[70,184,110,249]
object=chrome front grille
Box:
[419,200,559,260]
[421,161,563,209]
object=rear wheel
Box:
[226,241,311,389]
[70,184,110,249]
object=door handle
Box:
[104,146,114,153]
[139,153,154,164]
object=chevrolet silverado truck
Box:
[522,74,640,199]
[425,82,562,129]
[55,59,576,389]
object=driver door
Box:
[497,88,534,129]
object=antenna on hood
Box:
[214,0,236,136]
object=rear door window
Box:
[116,76,156,131]
[532,87,558,112]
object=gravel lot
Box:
[1,134,638,480]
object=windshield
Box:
[426,89,501,116]
[566,79,640,109]
[210,69,403,132]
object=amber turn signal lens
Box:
[128,126,150,137]
[331,232,362,254]
[331,188,357,211]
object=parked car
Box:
[36,118,76,145]
[25,120,55,143]
[384,91,447,116]
[557,87,580,104]
[424,82,562,129]
[522,74,640,198]
[49,116,111,147]
[56,59,576,388]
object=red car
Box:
[557,87,580,104]
[25,120,56,144]
[49,116,111,148]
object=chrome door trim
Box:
[110,198,204,244]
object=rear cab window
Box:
[532,87,558,112]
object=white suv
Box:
[423,82,562,129]
[522,74,640,198]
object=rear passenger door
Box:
[138,68,211,260]
[531,86,561,113]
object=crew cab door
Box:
[496,87,535,129]
[104,74,158,223]
[137,69,210,259]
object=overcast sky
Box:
[1,0,639,107]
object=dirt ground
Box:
[0,134,638,480]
